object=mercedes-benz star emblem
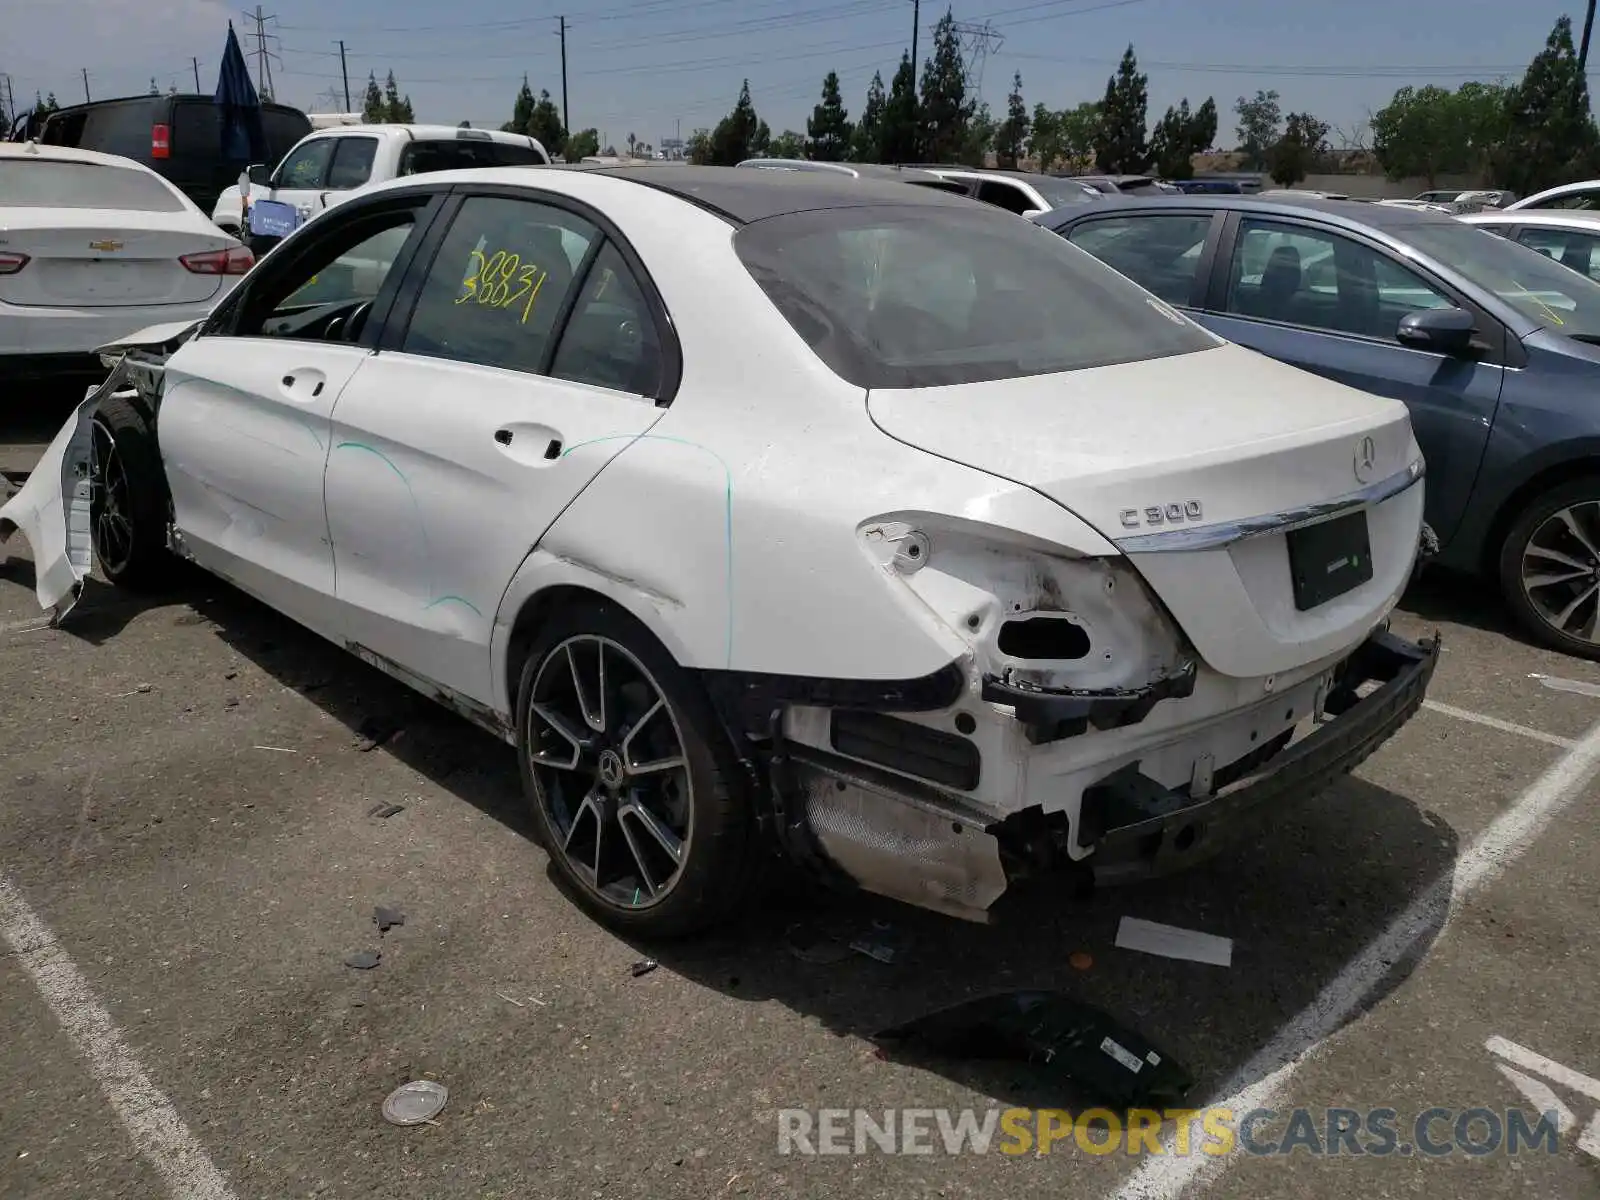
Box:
[1354,435,1377,484]
[598,749,626,790]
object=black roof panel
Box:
[580,164,976,223]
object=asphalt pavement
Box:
[2,397,1598,1200]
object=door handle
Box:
[543,438,563,459]
[494,428,513,445]
[282,374,294,387]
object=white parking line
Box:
[0,874,237,1200]
[1107,715,1600,1200]
[1422,700,1576,749]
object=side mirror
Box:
[246,163,271,188]
[1021,207,1046,219]
[1396,306,1476,355]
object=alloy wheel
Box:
[90,418,136,577]
[1521,500,1600,645]
[524,635,694,909]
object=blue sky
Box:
[4,0,1590,151]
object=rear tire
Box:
[515,599,754,937]
[90,394,173,591]
[1497,475,1600,660]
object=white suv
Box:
[210,124,550,237]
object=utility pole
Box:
[910,0,920,95]
[338,40,351,111]
[192,57,201,90]
[81,68,90,103]
[1581,0,1597,75]
[559,16,569,138]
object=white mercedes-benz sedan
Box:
[0,141,251,379]
[0,165,1438,935]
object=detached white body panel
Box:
[3,165,1439,924]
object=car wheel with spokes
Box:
[90,394,173,590]
[515,601,754,936]
[1499,476,1600,661]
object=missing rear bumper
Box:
[1082,628,1439,884]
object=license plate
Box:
[1287,511,1373,610]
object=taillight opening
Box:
[0,252,30,275]
[151,123,171,159]
[180,245,255,276]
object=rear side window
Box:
[172,101,222,156]
[401,195,599,374]
[77,102,157,157]
[1067,214,1213,305]
[0,160,185,211]
[736,204,1219,388]
[397,139,546,176]
[326,137,380,189]
[975,180,1035,214]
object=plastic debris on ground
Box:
[367,802,405,819]
[850,920,910,964]
[373,906,405,934]
[382,1080,449,1127]
[344,949,381,970]
[1115,916,1233,967]
[631,959,659,978]
[875,991,1192,1108]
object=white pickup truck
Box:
[211,124,550,237]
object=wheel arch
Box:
[1480,450,1600,578]
[490,551,697,720]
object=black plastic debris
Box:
[373,906,405,934]
[344,950,381,970]
[367,803,405,820]
[631,960,659,978]
[875,991,1192,1108]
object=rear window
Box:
[397,139,547,176]
[69,101,157,157]
[0,160,185,211]
[735,204,1219,388]
[263,109,313,160]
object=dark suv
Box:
[35,94,311,215]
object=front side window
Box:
[276,139,334,189]
[401,195,598,373]
[1514,227,1600,282]
[326,137,380,189]
[1224,218,1453,339]
[232,209,420,340]
[1067,214,1212,305]
[736,203,1219,389]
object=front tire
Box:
[90,394,173,590]
[1498,476,1600,660]
[515,600,754,937]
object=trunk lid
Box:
[867,343,1424,678]
[0,211,227,307]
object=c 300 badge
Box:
[1120,500,1203,529]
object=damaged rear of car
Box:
[733,201,1438,919]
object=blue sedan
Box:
[1037,195,1600,660]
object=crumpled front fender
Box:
[0,361,133,620]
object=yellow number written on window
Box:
[456,244,549,324]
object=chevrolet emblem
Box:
[87,239,123,252]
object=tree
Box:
[504,77,536,135]
[528,90,565,157]
[1149,96,1217,179]
[1497,16,1600,194]
[961,102,996,166]
[768,129,807,158]
[1454,81,1511,179]
[995,71,1029,168]
[851,71,886,162]
[686,127,713,165]
[564,127,599,163]
[807,70,852,162]
[920,10,974,162]
[708,80,762,165]
[880,52,919,163]
[1234,89,1282,170]
[362,73,384,123]
[382,71,402,122]
[1094,44,1150,172]
[1269,111,1329,186]
[1030,100,1099,172]
[752,119,772,156]
[41,92,61,115]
